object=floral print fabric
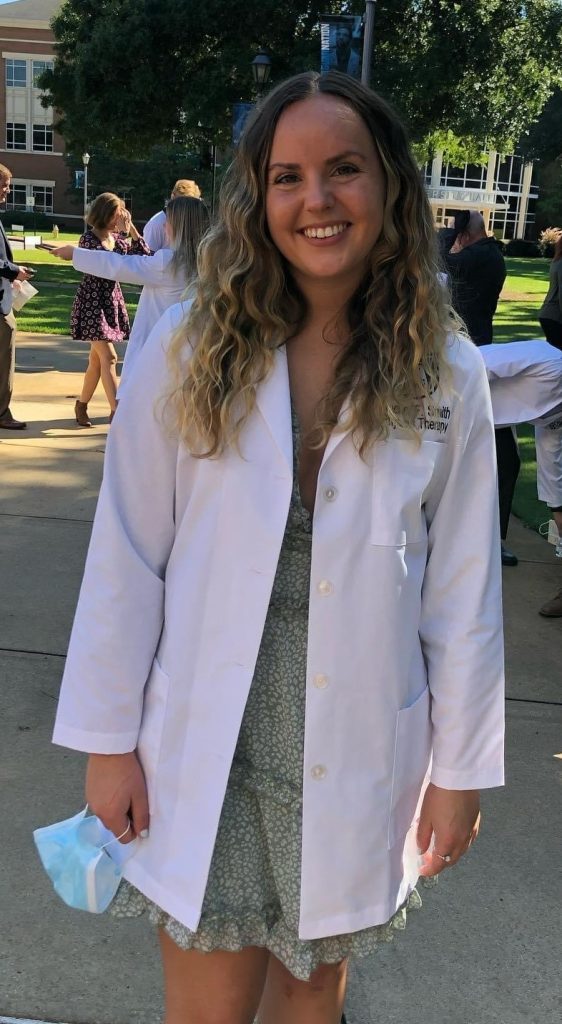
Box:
[111,407,431,980]
[70,230,149,342]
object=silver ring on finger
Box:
[435,852,452,863]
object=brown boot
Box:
[539,589,562,617]
[74,399,92,427]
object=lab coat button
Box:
[313,673,329,689]
[324,486,338,501]
[311,764,327,780]
[317,579,334,596]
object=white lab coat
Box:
[71,245,189,385]
[480,340,562,507]
[53,304,505,940]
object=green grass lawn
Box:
[15,291,140,334]
[495,257,552,532]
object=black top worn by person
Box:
[444,236,506,346]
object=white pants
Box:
[535,418,562,508]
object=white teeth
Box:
[303,223,346,239]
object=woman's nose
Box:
[305,176,335,211]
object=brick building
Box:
[0,0,82,226]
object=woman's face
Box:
[265,94,386,296]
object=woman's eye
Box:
[273,173,299,185]
[333,163,359,176]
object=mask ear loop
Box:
[100,821,132,849]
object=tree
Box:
[520,89,562,163]
[41,0,562,160]
[42,0,345,157]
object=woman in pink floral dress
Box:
[71,192,149,426]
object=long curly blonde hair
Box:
[169,71,457,457]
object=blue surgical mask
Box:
[33,806,137,913]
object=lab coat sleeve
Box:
[72,245,171,287]
[419,341,505,790]
[52,307,181,754]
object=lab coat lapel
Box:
[255,345,293,471]
[321,394,353,467]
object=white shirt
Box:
[142,210,167,253]
[53,305,504,940]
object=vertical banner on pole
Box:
[232,102,255,146]
[320,15,364,78]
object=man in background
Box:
[444,211,519,566]
[329,21,361,76]
[0,162,34,430]
[143,179,201,253]
[445,211,506,346]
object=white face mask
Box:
[33,806,137,914]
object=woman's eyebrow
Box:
[269,150,366,172]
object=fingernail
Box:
[139,829,149,839]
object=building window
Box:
[32,185,54,213]
[6,123,27,150]
[6,59,27,88]
[32,60,53,88]
[32,124,53,152]
[5,184,28,211]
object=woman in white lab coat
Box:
[53,71,504,1024]
[54,196,209,386]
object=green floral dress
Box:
[111,408,431,980]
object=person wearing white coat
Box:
[143,178,202,253]
[52,72,504,1024]
[53,196,209,387]
[481,338,562,615]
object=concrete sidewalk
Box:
[1,333,561,1024]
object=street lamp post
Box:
[82,152,90,221]
[361,1,377,86]
[251,50,272,95]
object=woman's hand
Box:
[52,244,75,261]
[86,751,149,844]
[417,782,480,876]
[115,208,132,235]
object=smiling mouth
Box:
[301,223,350,239]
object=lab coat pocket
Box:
[370,438,439,546]
[387,684,432,849]
[136,658,170,814]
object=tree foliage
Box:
[41,0,562,161]
[521,89,562,163]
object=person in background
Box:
[70,193,150,427]
[538,232,562,352]
[444,211,519,566]
[52,71,504,1024]
[53,196,209,388]
[143,179,202,253]
[480,339,562,615]
[0,162,35,430]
